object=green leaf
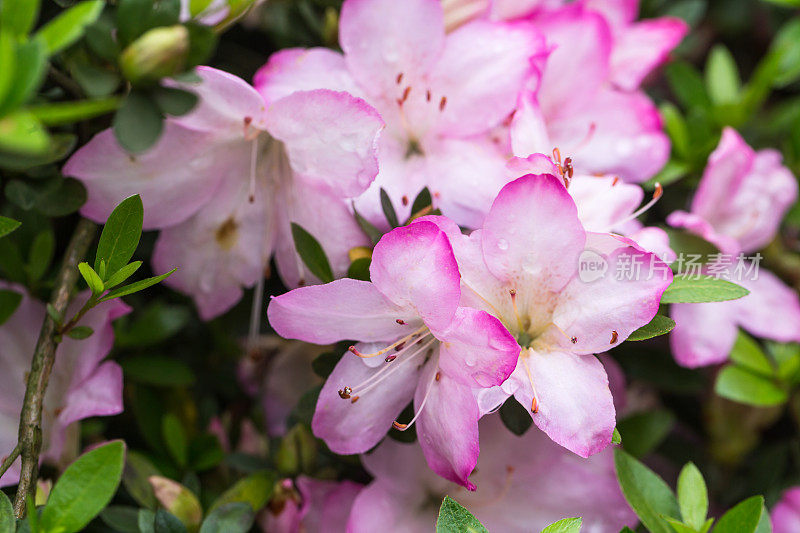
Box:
[0,288,22,327]
[153,87,198,117]
[770,18,800,88]
[5,180,38,210]
[209,471,277,513]
[353,204,383,245]
[346,257,371,281]
[104,261,143,289]
[409,187,433,219]
[0,490,14,533]
[541,517,582,533]
[617,410,675,458]
[0,39,47,115]
[139,509,157,533]
[34,178,87,217]
[0,216,21,238]
[612,427,622,445]
[705,45,741,105]
[122,355,195,387]
[614,448,680,533]
[312,352,342,379]
[26,229,55,282]
[713,496,765,533]
[162,414,188,467]
[0,0,40,36]
[677,463,708,530]
[628,315,676,341]
[39,440,126,533]
[28,97,120,127]
[199,503,255,533]
[95,194,144,278]
[666,62,711,111]
[499,396,532,436]
[185,23,217,67]
[0,111,49,155]
[436,496,488,533]
[154,509,188,533]
[762,0,800,6]
[660,103,690,158]
[115,302,190,347]
[730,332,773,376]
[113,91,165,154]
[665,517,700,533]
[149,477,202,531]
[100,506,140,533]
[78,262,105,295]
[36,0,105,55]
[291,223,334,283]
[661,275,749,304]
[66,325,94,340]
[123,451,160,510]
[380,188,399,228]
[189,434,224,471]
[98,268,177,302]
[715,366,788,407]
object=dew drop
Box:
[497,238,509,250]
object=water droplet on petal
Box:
[497,238,509,251]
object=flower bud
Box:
[274,424,317,476]
[120,25,190,85]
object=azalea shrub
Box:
[3,0,800,532]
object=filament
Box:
[608,183,663,230]
[393,364,439,431]
[348,326,428,358]
[348,336,435,397]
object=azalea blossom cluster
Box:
[3,0,800,530]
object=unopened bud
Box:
[120,25,189,85]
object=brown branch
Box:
[13,218,97,518]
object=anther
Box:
[401,86,411,104]
[385,355,397,362]
[439,96,447,111]
[610,330,618,344]
[396,319,406,325]
[426,89,432,102]
[350,396,360,404]
[338,387,352,399]
[396,72,403,85]
[435,371,441,381]
[392,421,408,430]
[244,116,252,126]
[611,177,620,186]
[401,195,409,206]
[570,336,578,344]
[394,343,405,351]
[531,397,539,414]
[564,157,574,179]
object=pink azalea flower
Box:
[64,67,384,319]
[254,0,547,228]
[347,414,637,532]
[267,222,520,489]
[667,127,798,256]
[418,173,672,457]
[260,477,362,533]
[667,128,800,367]
[0,287,130,486]
[772,487,800,533]
[509,1,684,182]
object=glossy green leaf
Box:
[66,325,94,339]
[199,503,255,533]
[436,496,488,533]
[614,448,679,533]
[36,0,105,55]
[661,275,749,304]
[104,261,143,289]
[0,216,21,238]
[0,32,15,109]
[353,204,383,245]
[113,91,165,154]
[666,62,711,111]
[78,261,104,295]
[628,315,676,341]
[677,463,708,530]
[95,194,144,277]
[39,440,126,533]
[715,366,788,406]
[713,496,764,533]
[660,103,690,158]
[0,288,22,326]
[730,332,773,376]
[5,180,38,210]
[291,223,334,283]
[98,268,176,302]
[770,18,800,87]
[0,0,41,36]
[540,517,581,533]
[209,471,276,513]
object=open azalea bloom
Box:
[418,173,672,457]
[254,0,547,228]
[268,221,519,488]
[65,67,384,318]
[0,288,129,486]
[347,414,636,532]
[773,487,800,533]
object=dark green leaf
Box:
[499,396,532,436]
[660,103,690,159]
[189,434,224,471]
[353,204,383,245]
[436,496,488,533]
[199,503,255,533]
[661,275,749,304]
[713,496,764,533]
[628,315,676,341]
[0,289,22,327]
[380,188,399,228]
[0,489,13,533]
[123,451,160,509]
[617,410,675,457]
[5,180,38,210]
[614,448,679,533]
[67,325,94,339]
[95,194,144,277]
[0,216,21,238]
[138,509,157,533]
[162,414,188,467]
[105,261,143,289]
[715,366,788,406]
[185,23,217,67]
[70,61,121,98]
[208,471,277,513]
[122,355,195,387]
[34,178,87,217]
[154,509,188,533]
[346,257,371,281]
[39,440,126,533]
[116,301,190,347]
[36,0,105,55]
[98,268,177,302]
[541,517,582,533]
[153,87,198,117]
[26,229,55,282]
[113,91,165,154]
[677,462,708,530]
[312,351,342,378]
[409,187,433,219]
[78,261,104,295]
[46,302,63,325]
[150,477,201,530]
[100,506,140,533]
[291,223,334,283]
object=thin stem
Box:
[0,445,21,480]
[13,218,97,518]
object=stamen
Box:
[552,147,562,166]
[610,330,618,344]
[426,89,432,102]
[439,96,447,111]
[393,366,439,431]
[350,396,360,404]
[396,319,406,325]
[401,195,409,206]
[347,326,427,358]
[338,387,352,399]
[608,183,663,229]
[349,336,436,398]
[384,355,397,362]
[520,353,540,414]
[509,289,525,333]
[396,72,403,85]
[611,176,620,186]
[392,421,407,430]
[401,86,411,105]
[248,136,259,203]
